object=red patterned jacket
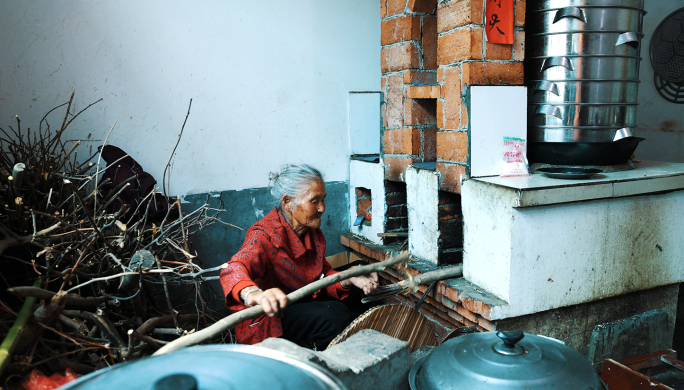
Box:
[219,207,349,345]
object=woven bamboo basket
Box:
[327,303,438,352]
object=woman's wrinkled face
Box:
[290,180,326,230]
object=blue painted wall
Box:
[182,180,349,271]
[182,180,348,311]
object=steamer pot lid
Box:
[414,331,605,390]
[60,345,347,390]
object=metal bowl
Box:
[60,345,347,390]
[528,137,644,165]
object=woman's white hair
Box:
[269,164,323,209]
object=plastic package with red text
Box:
[23,368,79,390]
[500,136,530,177]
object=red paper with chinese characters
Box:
[486,0,514,44]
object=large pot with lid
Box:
[409,331,606,390]
[60,345,347,390]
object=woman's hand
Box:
[342,267,379,295]
[243,287,288,317]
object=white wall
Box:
[349,92,381,155]
[636,2,684,162]
[0,1,380,195]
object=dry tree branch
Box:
[64,269,176,294]
[7,287,109,307]
[66,182,113,252]
[52,140,81,178]
[93,121,117,213]
[58,91,75,137]
[62,98,103,134]
[0,222,61,257]
[163,99,192,198]
[137,314,199,336]
[154,251,410,355]
[0,94,240,372]
[155,256,179,331]
[361,263,464,303]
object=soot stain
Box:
[658,120,683,133]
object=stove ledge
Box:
[471,160,684,208]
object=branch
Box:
[361,264,464,303]
[93,121,117,213]
[407,264,463,287]
[137,314,199,336]
[0,237,20,258]
[7,286,109,307]
[52,140,81,177]
[153,251,409,355]
[163,99,192,197]
[154,256,178,330]
[61,310,124,348]
[0,222,61,257]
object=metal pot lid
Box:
[413,331,605,390]
[60,345,347,390]
[537,167,602,179]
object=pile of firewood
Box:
[0,94,236,388]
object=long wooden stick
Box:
[153,251,409,355]
[362,264,463,303]
[404,263,463,288]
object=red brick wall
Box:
[381,0,526,192]
[381,0,439,182]
[435,0,525,193]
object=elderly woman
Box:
[220,164,378,349]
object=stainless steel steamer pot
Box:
[59,345,347,390]
[409,331,607,390]
[526,0,647,165]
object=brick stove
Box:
[344,0,684,371]
[345,0,529,336]
[372,0,526,252]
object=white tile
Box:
[518,184,613,207]
[613,175,684,197]
[349,93,381,155]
